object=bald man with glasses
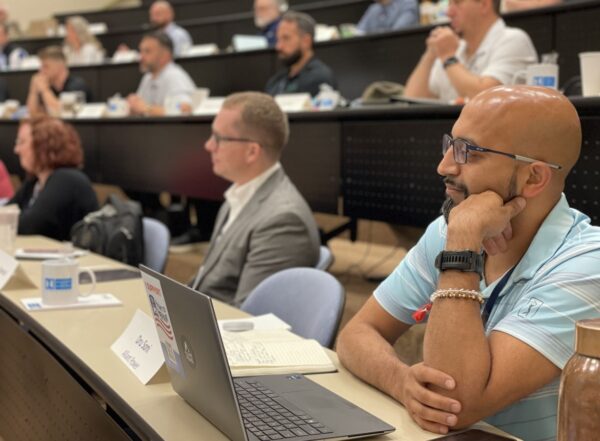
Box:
[190,91,320,306]
[337,86,600,440]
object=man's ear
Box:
[246,142,262,163]
[519,163,553,198]
[300,33,312,51]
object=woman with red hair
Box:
[9,116,98,240]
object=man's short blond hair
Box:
[223,91,289,159]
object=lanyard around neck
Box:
[481,265,516,326]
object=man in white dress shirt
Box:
[127,31,196,116]
[404,0,537,103]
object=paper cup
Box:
[579,52,600,96]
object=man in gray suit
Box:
[191,91,320,306]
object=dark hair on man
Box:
[38,45,66,63]
[143,31,174,54]
[492,0,501,15]
[223,91,289,160]
[281,10,316,42]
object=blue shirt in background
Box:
[357,0,419,34]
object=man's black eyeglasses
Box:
[442,134,562,170]
[210,133,259,149]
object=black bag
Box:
[70,194,144,266]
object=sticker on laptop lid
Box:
[141,272,185,377]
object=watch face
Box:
[435,251,483,277]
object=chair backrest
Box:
[316,245,334,271]
[241,268,345,348]
[142,217,170,273]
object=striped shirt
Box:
[375,194,600,440]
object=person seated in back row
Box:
[265,11,337,97]
[26,46,93,117]
[404,0,537,103]
[148,0,192,56]
[9,117,98,241]
[254,0,287,47]
[127,31,196,116]
[357,0,420,35]
[190,92,320,306]
[63,16,105,65]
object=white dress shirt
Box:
[221,162,282,235]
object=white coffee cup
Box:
[41,259,96,306]
[513,63,559,89]
[579,52,600,96]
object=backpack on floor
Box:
[70,194,144,266]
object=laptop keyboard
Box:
[235,379,334,440]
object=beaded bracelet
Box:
[430,288,484,304]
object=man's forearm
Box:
[423,232,492,426]
[404,53,436,98]
[40,88,60,116]
[445,63,500,99]
[338,323,408,401]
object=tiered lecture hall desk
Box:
[0,235,520,440]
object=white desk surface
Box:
[0,236,519,441]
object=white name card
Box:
[77,103,107,119]
[181,44,219,58]
[111,309,165,384]
[275,93,313,112]
[193,97,225,116]
[0,249,37,290]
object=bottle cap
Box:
[575,319,600,358]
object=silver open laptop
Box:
[140,265,395,441]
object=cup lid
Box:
[575,319,600,358]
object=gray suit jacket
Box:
[192,168,320,307]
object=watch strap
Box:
[443,56,459,69]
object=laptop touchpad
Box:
[282,391,357,410]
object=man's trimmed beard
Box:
[440,171,519,224]
[280,49,302,67]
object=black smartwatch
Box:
[443,56,459,70]
[435,250,483,279]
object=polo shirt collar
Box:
[513,193,575,282]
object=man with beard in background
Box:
[127,31,195,116]
[336,86,600,440]
[264,11,337,97]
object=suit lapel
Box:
[196,169,285,286]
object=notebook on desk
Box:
[140,265,395,441]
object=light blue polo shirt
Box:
[375,194,600,441]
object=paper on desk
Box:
[14,248,88,260]
[221,329,336,376]
[21,293,122,311]
[218,313,291,332]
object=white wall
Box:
[3,0,140,31]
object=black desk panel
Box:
[555,4,600,85]
[180,51,275,96]
[316,30,426,100]
[2,99,599,226]
[342,116,453,226]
